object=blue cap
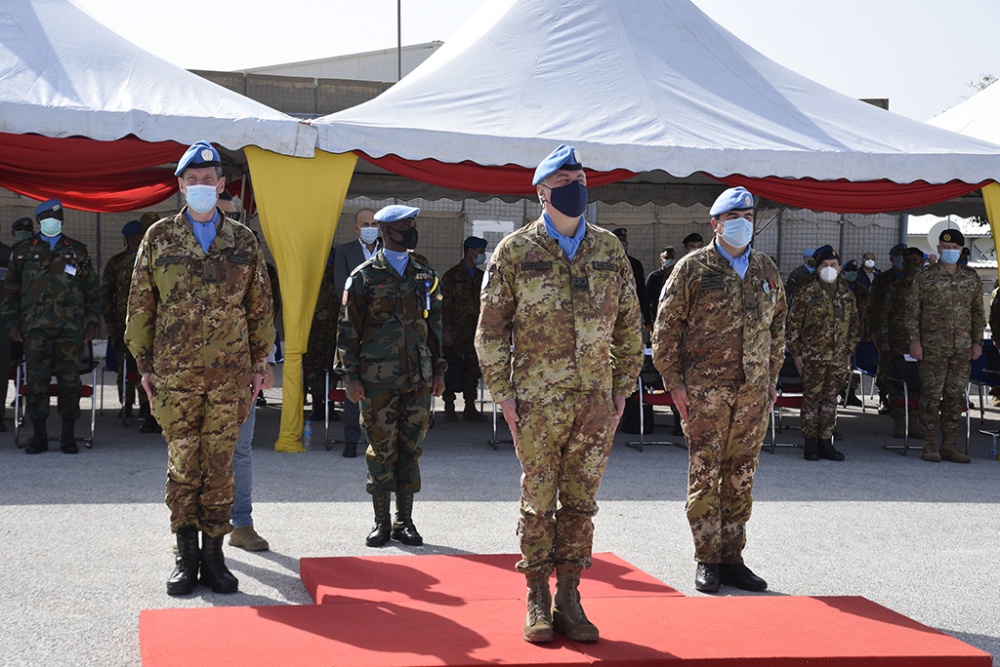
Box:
[889,243,906,255]
[802,247,816,257]
[122,220,142,237]
[532,144,584,186]
[709,187,754,216]
[35,199,62,218]
[374,204,420,225]
[463,236,488,249]
[174,141,221,176]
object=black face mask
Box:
[390,226,419,250]
[547,181,588,218]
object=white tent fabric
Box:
[314,0,1000,184]
[927,81,1000,145]
[0,0,315,157]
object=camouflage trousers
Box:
[875,347,891,398]
[304,319,338,395]
[801,361,850,440]
[888,353,921,416]
[22,327,83,421]
[684,382,769,564]
[918,348,971,447]
[443,341,481,405]
[360,385,431,495]
[513,390,616,576]
[149,374,251,537]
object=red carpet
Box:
[139,553,992,667]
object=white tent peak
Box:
[315,0,1000,184]
[927,81,1000,145]
[0,0,315,157]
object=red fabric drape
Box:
[0,132,185,212]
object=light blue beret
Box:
[532,144,584,186]
[463,236,488,249]
[374,204,420,225]
[709,186,754,216]
[122,220,142,236]
[802,247,816,257]
[174,141,221,176]
[35,199,62,217]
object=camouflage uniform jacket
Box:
[848,280,870,340]
[784,264,813,303]
[100,249,137,332]
[0,240,10,317]
[124,210,275,380]
[904,263,985,353]
[475,218,643,402]
[1,234,100,333]
[786,276,859,363]
[441,260,484,346]
[871,270,914,353]
[312,250,340,323]
[335,250,446,390]
[653,243,787,391]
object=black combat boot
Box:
[199,532,239,594]
[443,399,458,422]
[308,393,326,422]
[552,567,599,641]
[167,526,201,596]
[60,419,78,454]
[803,437,819,461]
[817,437,845,461]
[462,391,487,422]
[391,493,423,546]
[366,494,392,547]
[25,419,48,454]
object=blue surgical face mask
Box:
[184,184,219,214]
[546,181,588,218]
[720,216,753,249]
[940,248,962,265]
[13,230,32,242]
[892,255,905,270]
[473,252,486,266]
[39,217,62,237]
[359,227,379,244]
[843,271,858,282]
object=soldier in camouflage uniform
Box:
[653,186,786,595]
[871,246,924,438]
[784,247,816,303]
[867,244,907,411]
[786,247,858,461]
[101,220,148,425]
[2,200,100,454]
[304,241,339,422]
[336,204,446,550]
[476,145,642,644]
[0,218,31,433]
[125,141,274,596]
[440,235,489,422]
[905,229,985,463]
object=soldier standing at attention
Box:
[652,186,786,594]
[867,244,907,412]
[304,238,340,423]
[0,218,30,432]
[125,141,274,596]
[784,246,816,303]
[440,235,489,422]
[476,145,642,644]
[786,247,858,461]
[906,229,985,463]
[336,205,446,548]
[101,220,147,426]
[3,200,99,454]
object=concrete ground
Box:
[0,378,998,666]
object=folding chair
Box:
[768,353,804,454]
[323,370,348,451]
[13,346,98,448]
[969,339,1000,424]
[625,376,685,452]
[848,340,879,414]
[488,400,514,450]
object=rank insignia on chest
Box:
[572,277,589,291]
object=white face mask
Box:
[359,227,379,244]
[863,259,875,269]
[819,266,839,283]
[184,184,219,214]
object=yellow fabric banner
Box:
[245,147,357,452]
[982,182,1000,283]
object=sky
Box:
[71,0,1000,123]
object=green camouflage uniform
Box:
[871,268,919,414]
[100,248,148,414]
[440,260,484,408]
[652,243,786,564]
[305,248,339,397]
[848,279,870,340]
[786,276,859,440]
[335,250,445,495]
[124,210,274,537]
[1,235,100,420]
[905,263,985,449]
[475,218,643,576]
[867,269,908,398]
[784,264,814,304]
[0,240,12,420]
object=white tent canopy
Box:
[928,81,1000,145]
[0,0,315,157]
[314,0,1000,192]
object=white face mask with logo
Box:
[819,266,839,284]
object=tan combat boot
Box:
[552,567,599,642]
[523,574,553,643]
[939,430,971,464]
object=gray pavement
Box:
[0,382,998,666]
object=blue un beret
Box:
[174,141,221,176]
[122,220,142,237]
[709,187,754,216]
[35,199,62,217]
[532,144,584,186]
[802,247,816,257]
[374,204,420,225]
[889,243,906,255]
[463,236,488,249]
